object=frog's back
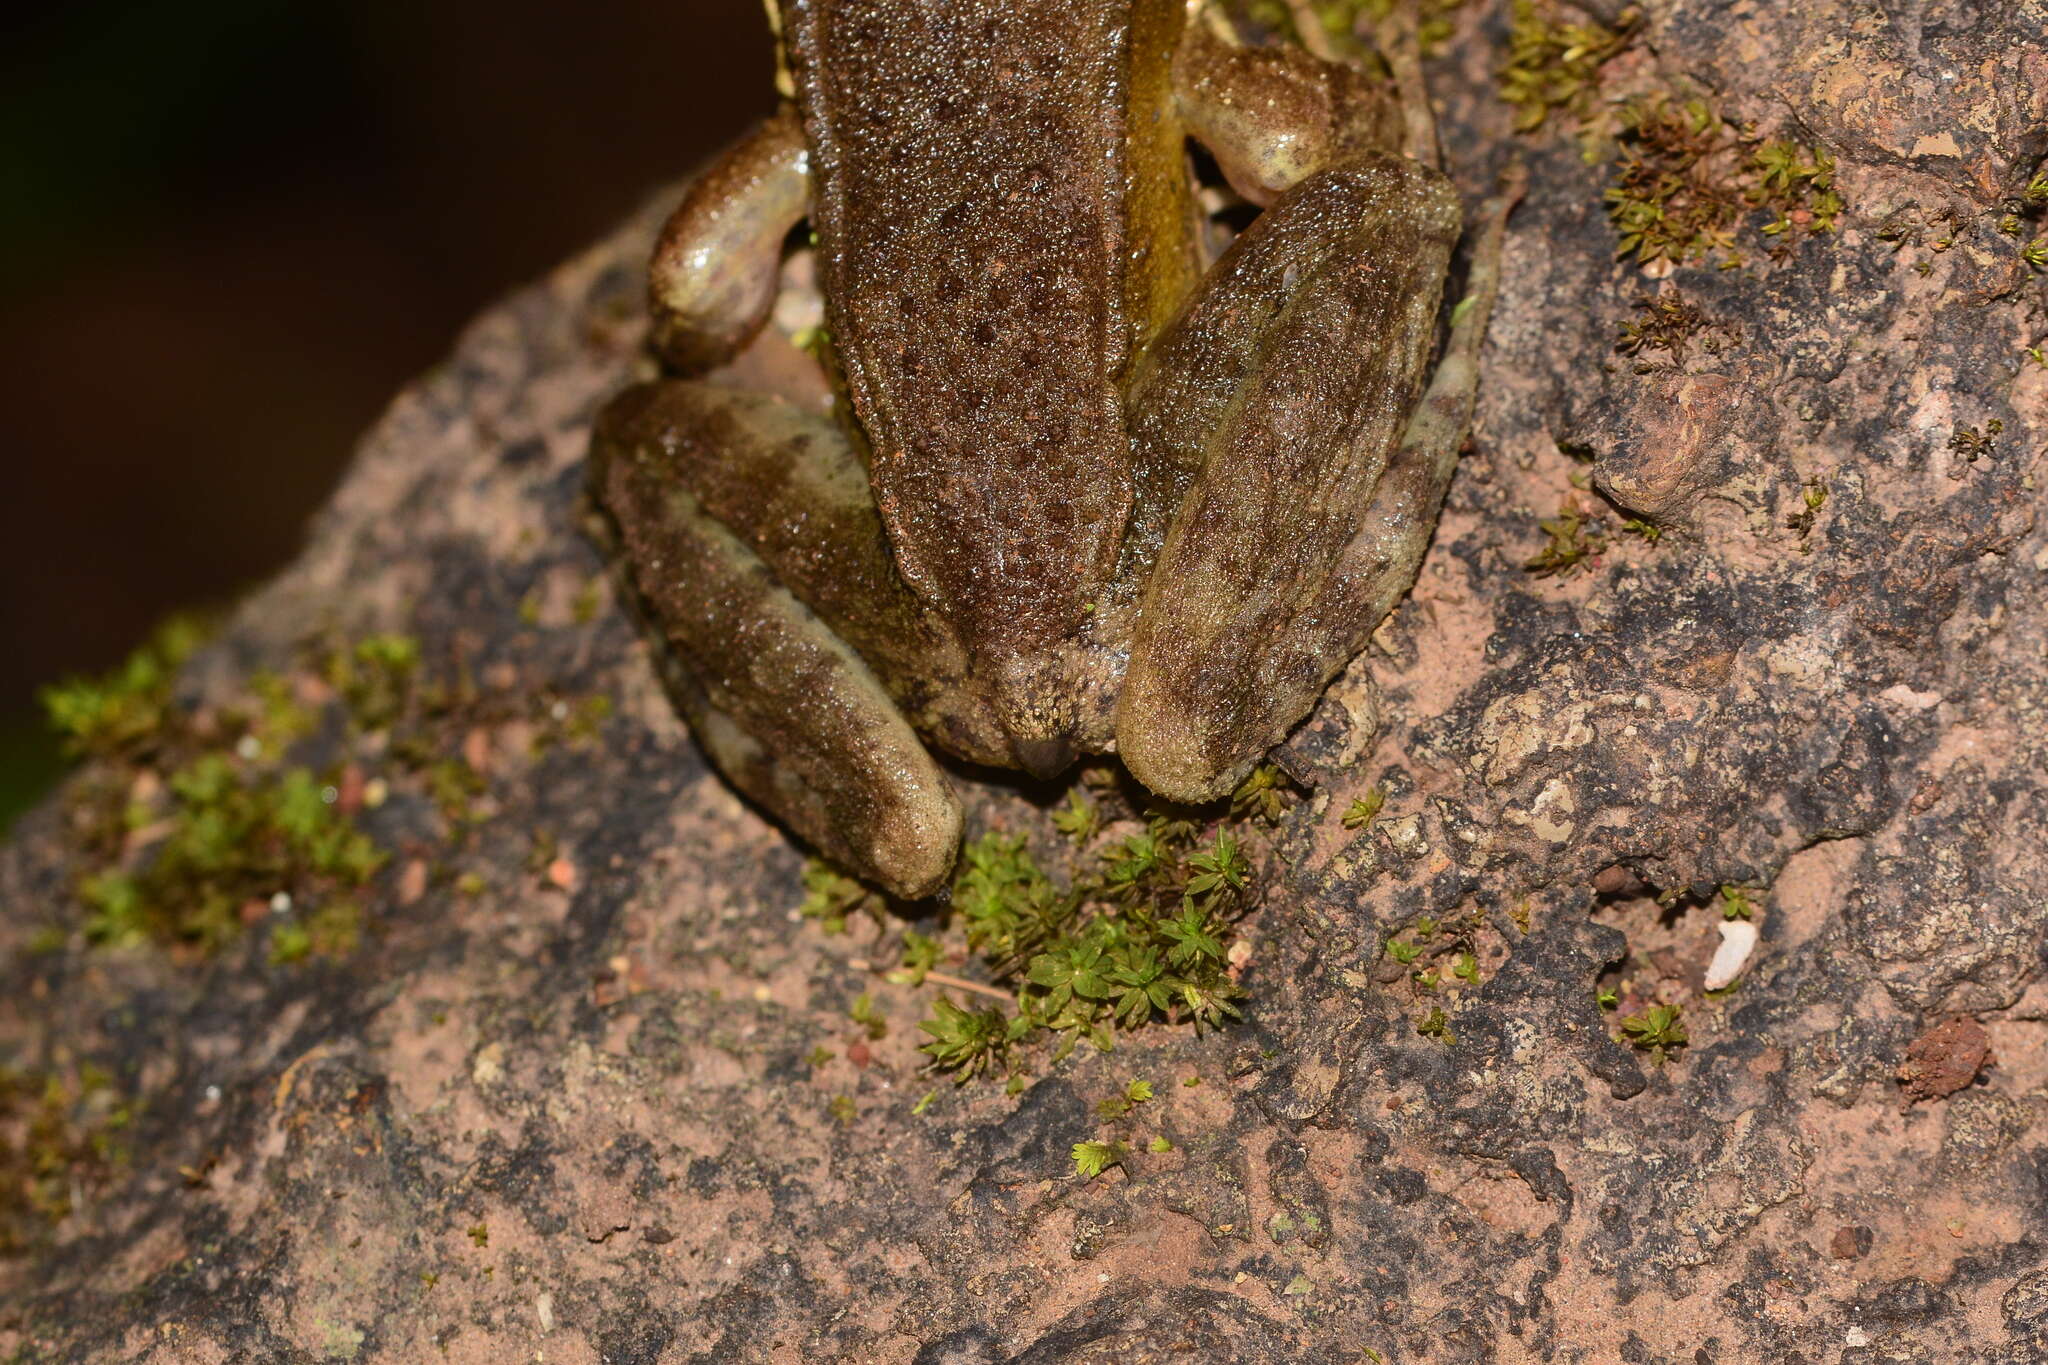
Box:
[779,0,1189,735]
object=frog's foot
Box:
[589,381,1010,898]
[1117,155,1518,804]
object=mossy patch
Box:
[1605,97,1842,269]
[0,1062,133,1254]
[1496,0,1636,140]
[804,764,1294,1085]
[37,614,215,761]
[30,612,606,964]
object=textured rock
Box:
[4,1,2047,1361]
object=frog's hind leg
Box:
[1116,161,1520,804]
[1331,165,1526,630]
[588,381,990,899]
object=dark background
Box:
[0,0,772,826]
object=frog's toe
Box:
[1115,703,1248,807]
[1009,733,1078,780]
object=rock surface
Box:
[5,1,2047,1361]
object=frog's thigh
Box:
[1117,155,1461,804]
[589,382,962,897]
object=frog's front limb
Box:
[1116,155,1520,803]
[1172,18,1406,205]
[589,382,1005,898]
[646,108,809,373]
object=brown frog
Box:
[588,0,1519,896]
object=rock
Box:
[4,1,2048,1360]
[1897,1016,1993,1107]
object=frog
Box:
[586,0,1520,899]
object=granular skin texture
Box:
[4,1,2047,1360]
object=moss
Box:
[1340,787,1385,830]
[799,858,880,935]
[531,693,614,753]
[1787,476,1828,542]
[894,769,1275,1082]
[82,757,384,952]
[1615,291,1735,369]
[1524,505,1608,577]
[0,1062,134,1254]
[1948,419,2005,468]
[322,633,421,733]
[1416,1006,1456,1044]
[1604,97,1843,269]
[38,614,213,760]
[1496,0,1635,138]
[30,619,512,961]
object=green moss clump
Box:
[322,633,421,733]
[0,1063,133,1254]
[1605,97,1843,269]
[1524,506,1608,578]
[1497,0,1635,136]
[32,624,431,961]
[905,774,1274,1083]
[38,615,213,759]
[83,757,384,951]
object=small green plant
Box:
[849,992,888,1041]
[1788,477,1827,540]
[82,759,384,951]
[323,633,421,732]
[910,796,1258,1078]
[887,930,942,987]
[1341,787,1386,830]
[1496,0,1634,136]
[39,615,212,759]
[1148,1135,1174,1153]
[1071,1139,1126,1180]
[1385,935,1422,966]
[917,999,1023,1081]
[1097,1078,1155,1120]
[800,858,881,935]
[1604,97,1842,269]
[1051,789,1100,844]
[1618,1002,1688,1063]
[1416,1007,1456,1044]
[1718,885,1755,921]
[1525,507,1608,578]
[2024,238,2048,271]
[1948,419,2005,465]
[1231,764,1293,824]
